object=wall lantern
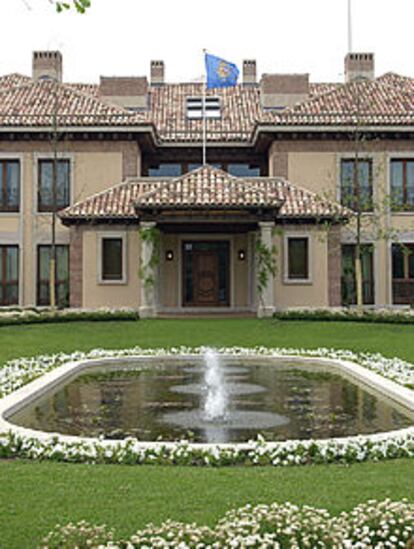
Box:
[165,250,174,261]
[238,249,246,261]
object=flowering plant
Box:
[0,346,413,467]
[40,499,414,548]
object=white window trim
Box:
[33,153,75,215]
[283,234,312,285]
[97,232,128,285]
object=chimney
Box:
[345,53,375,83]
[243,59,257,85]
[32,51,63,82]
[99,76,148,109]
[260,74,309,109]
[150,60,165,85]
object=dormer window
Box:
[186,97,221,119]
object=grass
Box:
[1,318,414,363]
[0,318,413,547]
[0,459,413,548]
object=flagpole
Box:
[348,0,353,53]
[202,48,207,166]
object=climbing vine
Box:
[138,226,161,288]
[255,236,277,304]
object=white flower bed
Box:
[41,499,414,548]
[1,346,414,467]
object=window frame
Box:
[391,243,414,305]
[36,244,70,307]
[339,158,373,212]
[98,233,127,285]
[283,234,312,284]
[0,245,19,306]
[186,96,221,119]
[37,158,72,213]
[341,243,375,306]
[390,158,414,212]
[0,159,21,213]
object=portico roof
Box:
[59,165,350,223]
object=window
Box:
[101,237,125,282]
[340,159,373,211]
[186,97,221,119]
[37,245,69,307]
[390,159,414,210]
[227,164,261,177]
[286,237,309,281]
[148,164,182,177]
[38,159,70,212]
[341,244,374,305]
[0,160,20,212]
[0,246,19,305]
[392,244,414,305]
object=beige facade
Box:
[269,141,414,309]
[0,141,140,307]
[0,51,413,314]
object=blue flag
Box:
[205,53,239,89]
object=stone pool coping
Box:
[1,353,414,451]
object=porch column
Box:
[139,221,157,318]
[257,221,276,318]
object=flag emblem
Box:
[205,53,239,89]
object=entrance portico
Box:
[60,165,349,316]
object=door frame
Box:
[181,240,230,307]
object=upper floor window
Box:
[340,159,373,212]
[186,97,221,119]
[0,160,20,212]
[148,164,182,177]
[390,159,414,211]
[38,159,70,212]
[227,164,260,177]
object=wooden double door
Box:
[182,241,230,307]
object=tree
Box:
[53,0,91,13]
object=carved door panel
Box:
[193,251,219,305]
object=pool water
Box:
[10,359,413,444]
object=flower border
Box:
[0,346,413,466]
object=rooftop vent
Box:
[243,59,257,85]
[345,53,375,83]
[151,60,165,85]
[32,51,63,82]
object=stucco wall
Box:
[274,225,329,309]
[0,140,140,306]
[82,226,140,309]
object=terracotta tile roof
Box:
[135,165,283,209]
[262,78,414,127]
[0,71,412,137]
[0,79,147,126]
[0,73,31,90]
[60,165,349,222]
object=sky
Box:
[1,0,413,84]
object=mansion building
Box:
[0,51,413,316]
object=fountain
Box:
[203,348,228,421]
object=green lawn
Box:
[0,319,414,548]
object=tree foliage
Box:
[54,0,91,13]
